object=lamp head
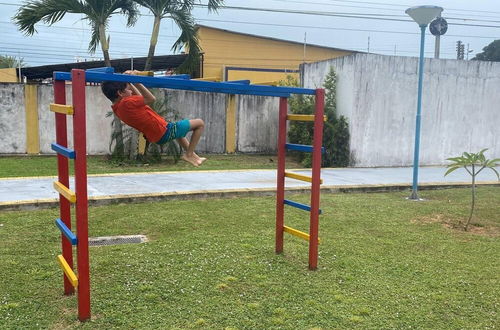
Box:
[405,5,443,26]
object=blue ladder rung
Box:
[51,143,75,159]
[55,218,78,245]
[285,143,325,153]
[87,67,114,73]
[158,74,190,79]
[226,80,251,85]
[284,199,322,214]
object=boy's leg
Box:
[179,119,205,166]
[177,138,206,161]
[177,137,206,162]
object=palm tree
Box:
[0,55,25,68]
[13,0,138,67]
[134,0,224,72]
[129,1,222,161]
[13,0,139,159]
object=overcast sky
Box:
[1,0,499,67]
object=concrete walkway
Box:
[0,166,498,210]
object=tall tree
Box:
[13,0,139,159]
[472,39,500,62]
[134,0,224,72]
[0,55,25,68]
[13,0,139,67]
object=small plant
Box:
[444,149,499,231]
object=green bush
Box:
[283,68,350,167]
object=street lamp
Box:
[405,5,443,200]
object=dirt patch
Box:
[411,214,448,224]
[412,214,499,237]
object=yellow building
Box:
[196,25,354,83]
[0,68,19,82]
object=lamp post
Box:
[405,5,443,200]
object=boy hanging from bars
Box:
[101,70,206,167]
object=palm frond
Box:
[13,0,84,35]
[169,8,200,72]
[88,21,100,53]
[205,0,224,12]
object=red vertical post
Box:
[71,69,90,321]
[53,78,74,295]
[309,89,325,270]
[275,97,288,254]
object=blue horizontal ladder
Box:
[227,80,251,84]
[284,199,322,214]
[51,143,75,159]
[54,71,316,97]
[285,143,325,153]
[55,218,78,245]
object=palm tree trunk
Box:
[98,23,112,67]
[465,165,476,231]
[99,23,124,158]
[140,15,162,161]
[144,15,162,71]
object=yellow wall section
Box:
[0,68,19,82]
[24,84,40,154]
[197,26,352,82]
[225,95,236,153]
[227,70,298,85]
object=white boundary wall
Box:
[0,85,279,154]
[302,53,500,167]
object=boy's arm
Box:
[124,70,156,105]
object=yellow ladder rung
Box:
[194,77,221,82]
[57,255,78,288]
[283,226,320,244]
[287,114,327,122]
[285,171,323,184]
[50,103,74,115]
[255,81,278,86]
[134,71,154,76]
[53,181,76,203]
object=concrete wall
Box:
[0,84,279,155]
[237,95,279,153]
[302,53,500,167]
[0,83,25,153]
[163,89,227,153]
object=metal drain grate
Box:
[89,235,148,246]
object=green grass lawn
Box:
[0,188,498,329]
[0,154,303,178]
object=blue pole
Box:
[410,25,426,200]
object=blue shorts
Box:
[156,119,191,145]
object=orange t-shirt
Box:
[112,95,167,143]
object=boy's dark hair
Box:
[101,81,127,102]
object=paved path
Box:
[1,166,498,210]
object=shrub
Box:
[283,67,350,167]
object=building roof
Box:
[20,54,190,81]
[196,24,357,53]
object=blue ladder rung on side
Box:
[226,80,251,85]
[55,218,78,245]
[51,143,75,159]
[87,67,114,73]
[284,199,322,214]
[285,143,325,153]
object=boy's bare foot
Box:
[181,154,199,167]
[194,153,207,164]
